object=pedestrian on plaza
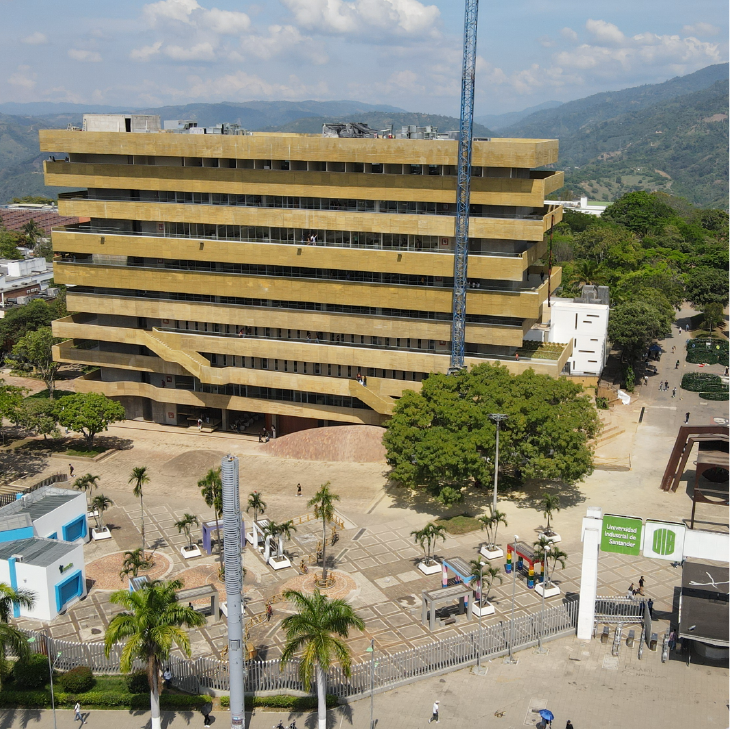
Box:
[675,360,680,369]
[671,346,675,354]
[669,630,676,652]
[672,387,677,398]
[627,583,635,598]
[638,576,645,595]
[647,598,654,618]
[429,700,440,724]
[565,722,574,729]
[685,412,690,424]
[643,375,648,386]
[163,667,172,689]
[197,417,203,431]
[297,483,302,497]
[664,380,669,391]
[266,602,273,622]
[69,464,74,477]
[271,424,276,439]
[74,701,84,724]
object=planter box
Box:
[472,600,495,616]
[91,527,111,541]
[539,532,561,544]
[180,545,202,559]
[535,583,561,598]
[480,546,504,560]
[418,560,442,576]
[269,556,291,570]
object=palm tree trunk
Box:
[316,663,327,730]
[321,518,328,581]
[252,509,258,551]
[150,661,162,730]
[140,493,146,552]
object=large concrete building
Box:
[40,116,568,435]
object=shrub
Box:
[0,688,212,710]
[681,373,727,393]
[700,392,729,401]
[686,337,729,365]
[59,666,95,693]
[220,694,338,710]
[125,670,149,694]
[595,396,609,410]
[13,654,49,689]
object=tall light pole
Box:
[489,414,508,514]
[477,560,485,669]
[28,638,60,729]
[366,639,375,729]
[537,544,551,654]
[505,534,519,664]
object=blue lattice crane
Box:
[449,0,480,373]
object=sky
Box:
[2,0,728,115]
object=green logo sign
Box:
[652,528,675,556]
[642,521,685,561]
[601,515,643,555]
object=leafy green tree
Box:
[0,381,27,443]
[12,327,63,398]
[685,267,730,308]
[13,397,59,440]
[129,467,150,551]
[0,299,54,354]
[0,583,35,681]
[174,513,199,550]
[119,548,154,581]
[21,220,43,248]
[702,303,725,332]
[90,494,113,531]
[410,522,446,564]
[307,482,339,581]
[199,468,223,565]
[384,364,600,500]
[603,191,676,234]
[607,301,673,357]
[105,579,205,730]
[11,196,56,206]
[72,473,100,513]
[280,589,364,730]
[0,229,23,260]
[56,392,126,445]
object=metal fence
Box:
[594,596,644,626]
[21,596,579,698]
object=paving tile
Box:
[374,576,400,589]
[395,570,422,583]
[363,618,389,632]
[367,544,390,556]
[358,557,379,569]
[373,602,400,616]
[377,554,401,565]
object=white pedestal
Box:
[480,546,504,560]
[180,545,202,559]
[539,532,561,544]
[535,583,560,598]
[269,556,291,570]
[91,527,111,541]
[418,560,442,575]
[472,600,495,616]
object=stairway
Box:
[348,379,394,415]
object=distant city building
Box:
[545,196,608,217]
[0,257,54,305]
[0,204,89,236]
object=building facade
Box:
[41,117,568,434]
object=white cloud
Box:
[585,19,626,46]
[68,49,103,62]
[281,0,440,38]
[142,0,250,34]
[143,0,200,25]
[130,41,163,61]
[8,65,37,89]
[201,8,251,34]
[164,42,216,61]
[560,27,578,42]
[682,22,720,37]
[22,32,48,45]
[243,24,328,64]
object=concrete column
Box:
[221,409,228,432]
[577,507,603,640]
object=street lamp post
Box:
[366,639,375,729]
[488,414,508,514]
[506,534,519,664]
[28,638,60,729]
[537,544,551,653]
[477,561,484,669]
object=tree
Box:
[129,467,150,552]
[174,513,199,550]
[541,493,561,535]
[0,382,27,443]
[265,519,297,560]
[280,589,364,730]
[685,267,730,308]
[0,229,23,260]
[0,299,54,355]
[21,220,43,249]
[468,559,502,604]
[607,301,672,358]
[56,392,126,445]
[410,522,446,564]
[307,482,340,581]
[477,507,507,550]
[105,579,205,730]
[12,327,63,398]
[13,398,59,440]
[603,191,676,234]
[702,303,725,332]
[198,468,223,565]
[119,549,155,581]
[90,494,113,531]
[72,473,100,513]
[384,364,600,499]
[0,583,35,681]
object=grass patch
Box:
[24,389,75,401]
[16,438,108,458]
[435,514,482,535]
[65,445,108,458]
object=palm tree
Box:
[533,535,551,583]
[280,589,364,730]
[198,468,223,565]
[174,513,199,550]
[541,493,561,536]
[246,491,267,550]
[128,467,150,551]
[410,522,446,564]
[307,482,340,581]
[90,494,113,531]
[119,548,155,582]
[104,579,205,730]
[0,583,35,681]
[72,473,100,513]
[468,559,503,605]
[544,546,568,589]
[477,507,508,550]
[270,519,298,560]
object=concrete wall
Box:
[31,491,88,544]
[549,299,609,376]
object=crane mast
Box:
[449,0,480,373]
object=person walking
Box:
[271,424,277,439]
[74,701,84,724]
[664,380,669,391]
[197,417,203,432]
[296,483,302,497]
[566,722,574,729]
[429,700,440,723]
[675,360,680,369]
[669,630,676,652]
[68,464,75,477]
[627,583,635,598]
[638,576,645,595]
[685,324,690,333]
[163,668,172,689]
[672,387,677,398]
[685,412,690,424]
[647,598,654,618]
[266,602,273,622]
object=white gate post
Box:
[577,507,603,640]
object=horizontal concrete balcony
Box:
[72,370,385,425]
[54,262,561,319]
[40,129,559,168]
[45,160,564,208]
[65,292,528,347]
[57,197,559,243]
[53,228,545,282]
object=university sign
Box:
[600,514,643,555]
[642,520,686,561]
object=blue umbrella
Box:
[539,710,554,722]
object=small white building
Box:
[0,486,88,544]
[0,538,86,620]
[0,258,54,305]
[545,196,608,217]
